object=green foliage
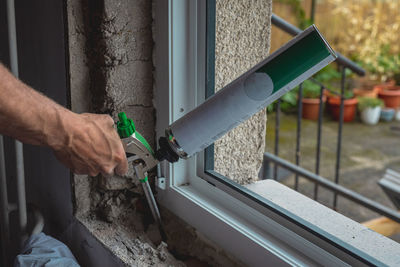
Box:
[302,80,321,99]
[313,65,355,99]
[328,87,354,99]
[314,65,353,87]
[357,97,384,112]
[344,90,354,99]
[359,44,400,83]
[276,0,313,29]
[314,65,341,83]
[267,103,274,113]
[281,89,297,106]
[280,89,298,112]
[266,87,298,113]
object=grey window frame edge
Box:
[153,1,390,266]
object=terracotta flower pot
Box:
[301,96,326,120]
[328,97,358,122]
[353,87,379,98]
[377,85,400,108]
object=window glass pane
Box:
[200,1,400,262]
[205,0,400,246]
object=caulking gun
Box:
[116,25,337,225]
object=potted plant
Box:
[378,88,400,108]
[328,90,358,122]
[301,80,325,120]
[368,49,400,108]
[358,97,383,125]
[377,72,400,108]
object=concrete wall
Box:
[67,0,244,266]
[214,0,272,185]
[67,1,184,266]
[68,0,154,139]
[67,0,272,266]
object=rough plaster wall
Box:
[67,0,156,219]
[68,0,154,140]
[67,0,183,266]
[67,0,244,266]
[214,0,272,184]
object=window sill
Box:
[158,177,400,266]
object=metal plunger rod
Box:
[133,165,161,225]
[142,181,162,225]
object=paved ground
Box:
[265,112,400,228]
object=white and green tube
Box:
[166,25,336,159]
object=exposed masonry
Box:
[68,0,253,266]
[68,0,182,265]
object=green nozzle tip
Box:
[118,112,128,124]
[117,112,135,138]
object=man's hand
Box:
[0,64,128,177]
[51,112,128,177]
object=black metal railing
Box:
[265,14,400,221]
[264,152,400,223]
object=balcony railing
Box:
[264,14,400,223]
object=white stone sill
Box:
[245,180,400,266]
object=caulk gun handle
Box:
[155,136,179,163]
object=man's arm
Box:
[0,64,128,176]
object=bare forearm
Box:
[0,64,70,148]
[0,64,128,176]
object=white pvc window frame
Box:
[153,1,399,266]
